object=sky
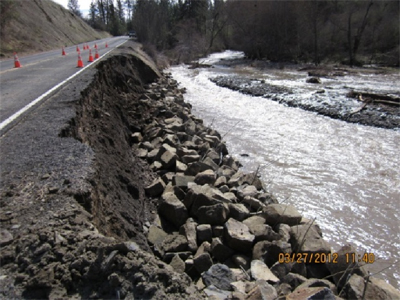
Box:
[52,0,92,17]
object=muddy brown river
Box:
[169,51,400,289]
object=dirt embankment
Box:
[1,43,399,299]
[0,0,110,58]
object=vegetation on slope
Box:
[0,0,110,58]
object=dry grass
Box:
[0,0,110,58]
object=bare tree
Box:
[68,0,82,17]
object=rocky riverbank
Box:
[1,43,399,299]
[209,66,400,130]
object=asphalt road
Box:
[0,36,129,133]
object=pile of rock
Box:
[135,74,399,299]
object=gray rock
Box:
[162,234,188,252]
[202,157,219,171]
[197,224,213,244]
[262,204,302,226]
[326,244,368,290]
[276,283,292,298]
[243,215,265,229]
[251,224,281,242]
[270,261,293,280]
[170,254,185,274]
[194,169,216,185]
[247,280,278,300]
[172,175,195,191]
[238,172,264,191]
[136,148,148,158]
[158,192,189,227]
[228,203,250,221]
[224,218,255,253]
[177,146,198,158]
[203,285,231,299]
[250,260,279,283]
[202,263,235,291]
[295,278,337,295]
[159,150,177,170]
[131,132,143,143]
[258,192,279,205]
[232,254,251,270]
[196,203,229,225]
[217,165,236,179]
[277,223,291,242]
[145,178,166,197]
[0,229,13,246]
[212,226,224,238]
[174,159,186,171]
[214,176,227,187]
[147,225,168,256]
[242,196,265,211]
[179,219,198,252]
[253,240,292,267]
[237,185,258,199]
[306,77,321,84]
[287,287,335,300]
[211,238,235,262]
[163,251,192,263]
[290,224,331,254]
[193,252,213,274]
[181,154,201,164]
[282,272,307,289]
[184,161,213,176]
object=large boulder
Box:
[325,244,367,290]
[179,218,198,252]
[162,234,188,252]
[253,240,292,267]
[194,169,216,185]
[144,178,166,197]
[196,203,229,225]
[228,203,250,221]
[250,260,279,283]
[158,192,189,228]
[290,224,331,254]
[202,263,235,291]
[224,218,255,253]
[343,273,400,300]
[211,238,235,262]
[262,204,302,226]
[193,252,213,274]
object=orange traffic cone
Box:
[94,43,98,49]
[62,47,66,56]
[76,45,80,52]
[14,52,21,68]
[94,48,99,59]
[105,42,108,48]
[88,49,94,62]
[77,52,84,68]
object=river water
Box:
[168,51,400,289]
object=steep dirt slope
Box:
[0,0,110,58]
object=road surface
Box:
[0,36,129,133]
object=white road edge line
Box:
[0,39,127,131]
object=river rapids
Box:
[168,51,400,289]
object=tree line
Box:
[73,0,399,66]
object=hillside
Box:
[0,0,110,58]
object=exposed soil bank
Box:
[1,42,399,299]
